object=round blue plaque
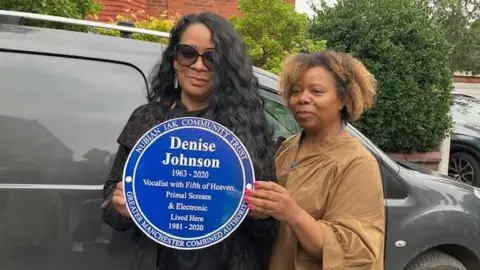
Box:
[123,117,254,250]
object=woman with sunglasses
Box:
[101,12,277,270]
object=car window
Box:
[0,52,148,184]
[264,112,292,140]
[264,97,301,135]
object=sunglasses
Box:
[174,44,215,70]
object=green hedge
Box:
[1,0,102,31]
[310,0,454,153]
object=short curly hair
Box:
[279,50,377,122]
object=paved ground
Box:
[454,82,480,99]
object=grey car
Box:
[449,94,480,187]
[2,10,480,270]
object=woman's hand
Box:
[112,182,131,219]
[244,181,303,225]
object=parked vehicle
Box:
[1,10,480,270]
[449,94,480,187]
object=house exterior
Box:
[97,0,296,22]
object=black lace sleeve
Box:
[103,144,129,199]
[101,104,159,231]
[101,144,134,231]
[236,139,278,269]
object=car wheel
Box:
[404,250,466,270]
[449,152,480,187]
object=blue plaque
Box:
[123,117,254,250]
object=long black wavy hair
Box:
[148,12,276,183]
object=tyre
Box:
[448,151,480,187]
[404,250,466,270]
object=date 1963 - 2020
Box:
[169,223,204,231]
[173,169,209,179]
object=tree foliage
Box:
[464,20,480,73]
[428,0,479,22]
[426,0,480,73]
[230,0,326,74]
[0,0,102,31]
[98,9,180,44]
[310,0,453,153]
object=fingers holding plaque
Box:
[123,117,254,250]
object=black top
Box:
[102,101,276,270]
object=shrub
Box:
[230,0,326,74]
[310,0,454,152]
[98,9,180,44]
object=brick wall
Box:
[166,0,241,18]
[97,0,148,22]
[453,75,480,84]
[146,0,166,16]
[97,0,296,21]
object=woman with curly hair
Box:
[101,12,277,270]
[245,51,386,269]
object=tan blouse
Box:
[269,133,385,270]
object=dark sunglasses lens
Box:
[176,45,198,65]
[202,51,215,70]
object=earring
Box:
[174,72,178,89]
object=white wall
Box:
[438,134,451,174]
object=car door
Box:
[0,51,148,270]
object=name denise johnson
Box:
[161,136,220,168]
[133,118,248,167]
